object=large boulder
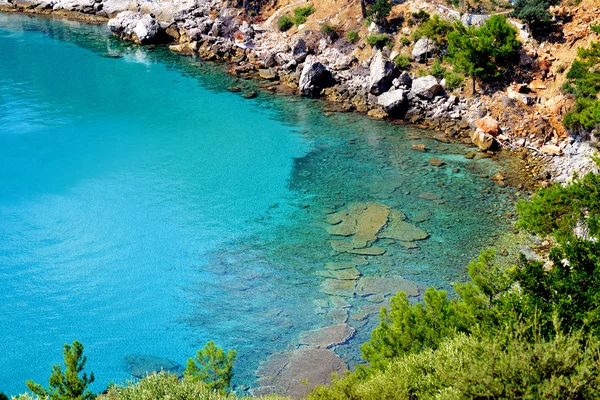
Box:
[299,56,329,97]
[476,116,500,137]
[108,11,161,44]
[470,129,496,151]
[410,75,445,99]
[411,37,437,63]
[377,89,407,113]
[369,50,396,95]
[292,38,308,63]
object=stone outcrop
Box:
[377,89,407,114]
[108,11,161,44]
[299,56,329,97]
[369,50,396,95]
[411,37,437,63]
[411,75,445,99]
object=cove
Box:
[0,14,516,395]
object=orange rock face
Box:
[476,116,501,137]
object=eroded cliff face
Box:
[1,0,598,182]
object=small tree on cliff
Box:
[448,15,521,93]
[184,341,236,394]
[27,341,95,400]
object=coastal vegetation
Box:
[563,40,600,132]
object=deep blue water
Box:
[0,14,516,395]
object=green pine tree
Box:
[447,15,520,93]
[27,341,95,400]
[184,341,236,394]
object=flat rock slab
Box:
[379,219,429,242]
[418,192,442,201]
[355,276,419,298]
[326,215,357,236]
[353,202,390,248]
[255,348,348,399]
[349,247,386,256]
[325,261,359,270]
[328,308,349,324]
[321,279,356,297]
[316,267,361,280]
[299,324,356,349]
[124,354,183,378]
[330,296,352,309]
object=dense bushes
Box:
[99,373,236,400]
[563,41,600,132]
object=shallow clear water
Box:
[0,14,515,395]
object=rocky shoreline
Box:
[2,0,598,186]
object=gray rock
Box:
[461,13,489,26]
[411,36,437,63]
[299,56,328,96]
[411,75,445,99]
[377,89,406,113]
[369,50,396,95]
[399,70,412,87]
[108,11,161,44]
[292,38,308,63]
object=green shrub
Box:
[444,71,464,90]
[367,0,392,25]
[290,6,314,26]
[346,30,359,43]
[393,54,412,69]
[293,5,315,18]
[277,15,293,31]
[592,24,600,35]
[412,14,454,43]
[320,23,338,40]
[411,10,430,25]
[399,36,411,46]
[291,15,306,25]
[430,59,446,79]
[365,33,391,48]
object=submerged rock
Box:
[108,11,161,44]
[320,278,356,297]
[299,323,356,349]
[355,276,419,298]
[255,348,347,398]
[379,211,428,242]
[124,354,183,378]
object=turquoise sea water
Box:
[0,14,516,395]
